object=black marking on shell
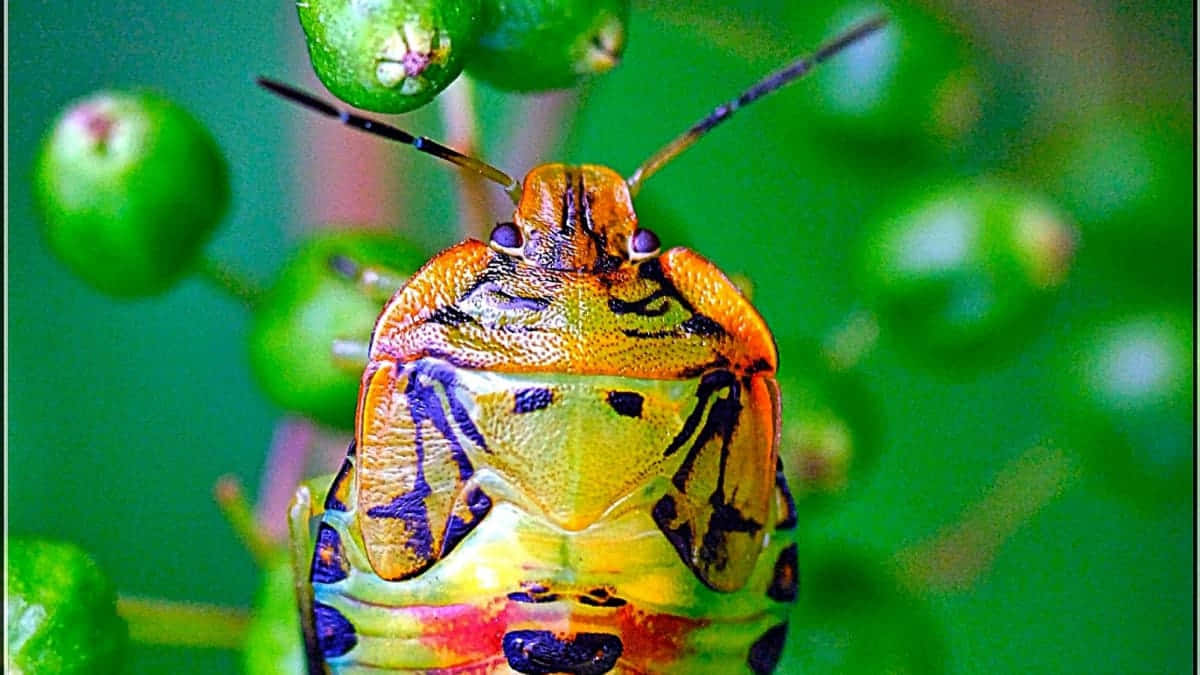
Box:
[698,493,763,573]
[440,486,492,556]
[514,387,554,414]
[323,450,353,512]
[365,479,433,559]
[767,544,799,602]
[678,356,732,380]
[651,495,695,578]
[774,458,797,531]
[747,622,788,674]
[616,256,737,345]
[621,327,675,339]
[680,314,725,337]
[578,177,623,274]
[606,390,644,418]
[638,257,666,281]
[313,602,358,659]
[365,361,490,578]
[476,280,552,312]
[747,357,773,375]
[560,169,578,235]
[506,581,570,604]
[579,588,628,608]
[428,305,476,327]
[608,289,672,317]
[654,368,768,589]
[310,523,349,584]
[507,591,561,604]
[663,370,737,459]
[502,630,623,675]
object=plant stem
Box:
[196,255,262,308]
[214,475,280,566]
[254,417,318,543]
[894,445,1074,592]
[117,595,251,650]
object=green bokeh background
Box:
[8,1,1193,673]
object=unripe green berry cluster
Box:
[298,0,632,112]
[33,91,229,297]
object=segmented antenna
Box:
[257,77,523,204]
[625,15,889,196]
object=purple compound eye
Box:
[629,228,661,259]
[490,222,523,252]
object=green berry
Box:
[1056,310,1192,505]
[243,555,305,675]
[860,181,1075,364]
[781,545,946,674]
[777,344,880,511]
[1037,105,1191,291]
[6,537,128,674]
[33,91,230,297]
[466,0,630,91]
[248,230,428,430]
[298,0,482,113]
[787,1,983,149]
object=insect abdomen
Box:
[310,495,794,672]
[306,362,795,673]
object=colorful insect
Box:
[267,16,886,674]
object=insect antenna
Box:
[257,77,523,204]
[625,15,889,196]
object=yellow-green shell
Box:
[293,165,797,673]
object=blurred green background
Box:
[8,0,1193,673]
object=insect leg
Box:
[287,484,323,675]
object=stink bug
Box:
[265,16,886,674]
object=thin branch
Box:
[117,596,251,650]
[214,475,279,566]
[895,446,1075,592]
[253,417,317,543]
[195,256,262,308]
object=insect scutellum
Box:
[258,14,888,260]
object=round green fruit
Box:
[6,537,128,674]
[786,1,983,149]
[298,0,482,113]
[467,0,630,91]
[33,91,229,297]
[248,230,428,430]
[1038,105,1191,292]
[860,181,1075,365]
[1056,309,1193,505]
[777,343,880,511]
